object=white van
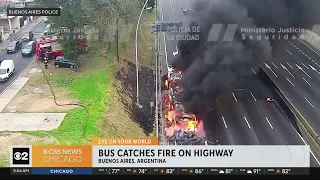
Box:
[0,60,15,82]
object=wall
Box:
[300,30,320,50]
[0,19,10,30]
[10,16,20,30]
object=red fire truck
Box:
[36,35,62,61]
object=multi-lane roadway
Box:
[0,22,46,94]
[264,39,320,136]
[159,0,320,166]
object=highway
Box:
[263,39,320,136]
[159,0,320,167]
[0,21,46,94]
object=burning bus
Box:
[162,66,205,145]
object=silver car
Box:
[21,33,29,42]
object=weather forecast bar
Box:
[9,167,310,175]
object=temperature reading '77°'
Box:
[111,169,120,174]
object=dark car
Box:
[21,41,36,57]
[54,56,79,69]
[7,40,22,53]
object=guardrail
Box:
[258,68,320,159]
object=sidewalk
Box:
[0,17,44,52]
[0,113,66,131]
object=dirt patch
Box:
[3,61,78,113]
[115,59,155,135]
[0,132,56,159]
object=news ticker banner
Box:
[7,8,61,16]
[9,167,310,175]
[10,138,310,168]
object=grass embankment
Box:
[25,43,144,144]
[120,10,156,69]
[25,10,156,145]
[0,156,9,167]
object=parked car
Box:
[7,41,22,53]
[22,41,36,57]
[54,56,79,69]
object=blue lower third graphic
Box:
[32,168,92,175]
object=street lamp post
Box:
[135,0,149,108]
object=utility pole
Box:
[135,0,149,108]
[116,18,119,62]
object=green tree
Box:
[147,0,155,8]
[35,0,85,72]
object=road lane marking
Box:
[172,46,178,57]
[265,63,278,77]
[297,38,320,57]
[304,97,315,108]
[303,70,312,79]
[295,129,320,165]
[286,62,293,69]
[287,50,292,55]
[250,92,256,101]
[251,68,257,75]
[280,63,295,78]
[161,2,169,69]
[312,59,315,62]
[301,62,309,69]
[271,62,278,69]
[232,92,237,102]
[243,116,251,129]
[286,77,294,86]
[169,0,176,20]
[265,117,273,129]
[276,52,279,55]
[221,116,228,129]
[163,35,169,69]
[302,77,311,86]
[279,81,320,165]
[296,63,312,78]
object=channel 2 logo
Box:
[12,148,30,165]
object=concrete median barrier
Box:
[258,68,320,159]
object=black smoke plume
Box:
[171,0,320,116]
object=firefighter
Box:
[28,31,33,41]
[44,53,48,69]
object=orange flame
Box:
[186,120,197,132]
[165,80,168,88]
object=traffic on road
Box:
[158,0,320,167]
